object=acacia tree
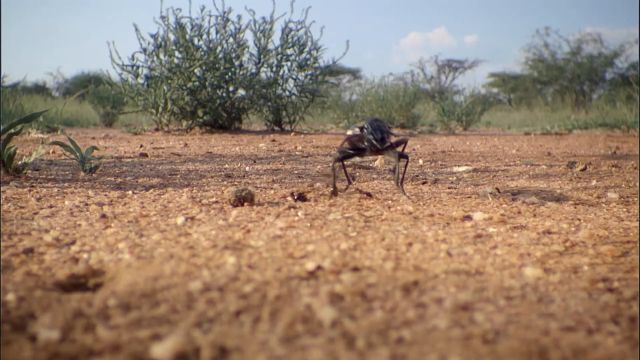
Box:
[523,27,630,111]
[411,55,482,100]
[485,72,534,107]
[410,55,491,131]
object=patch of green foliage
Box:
[110,0,345,131]
[49,135,102,174]
[317,74,423,129]
[1,85,99,130]
[562,114,639,132]
[433,91,496,132]
[1,110,48,175]
[51,72,127,127]
[483,28,638,132]
[87,83,126,127]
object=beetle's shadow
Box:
[20,151,330,193]
[501,187,569,203]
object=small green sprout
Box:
[49,135,102,175]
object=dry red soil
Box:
[1,128,639,359]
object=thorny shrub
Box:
[110,0,344,131]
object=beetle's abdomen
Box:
[363,118,392,151]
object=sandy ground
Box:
[1,128,638,359]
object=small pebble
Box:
[606,192,620,200]
[304,261,321,273]
[451,166,474,173]
[522,266,544,279]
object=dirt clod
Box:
[290,191,309,202]
[226,187,255,207]
[567,160,588,171]
[53,267,105,293]
[478,187,501,199]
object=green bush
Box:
[87,84,126,127]
[33,91,99,131]
[319,74,422,129]
[247,4,340,130]
[54,72,110,99]
[1,86,26,127]
[110,1,342,131]
[48,72,126,128]
[110,4,252,130]
[434,91,495,132]
[2,78,99,130]
[562,102,639,132]
[480,100,639,132]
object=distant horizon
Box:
[2,0,638,87]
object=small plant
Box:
[122,124,148,135]
[1,110,48,175]
[49,135,102,174]
[434,91,495,132]
[110,1,345,131]
[87,83,126,127]
[321,74,422,129]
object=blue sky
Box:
[2,0,638,87]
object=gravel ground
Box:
[1,128,638,359]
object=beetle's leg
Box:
[385,138,408,174]
[385,149,401,191]
[390,150,400,187]
[398,151,409,196]
[386,149,409,196]
[393,137,409,153]
[331,160,340,196]
[341,160,353,186]
[382,138,408,153]
[332,148,366,196]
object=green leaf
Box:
[1,110,48,136]
[83,145,99,159]
[65,135,83,155]
[49,140,80,161]
[2,145,17,173]
[82,163,100,175]
[1,127,23,154]
[3,145,16,162]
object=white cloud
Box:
[582,26,638,46]
[460,61,520,88]
[581,26,639,60]
[583,27,640,60]
[463,34,479,46]
[405,26,456,48]
[394,26,457,64]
